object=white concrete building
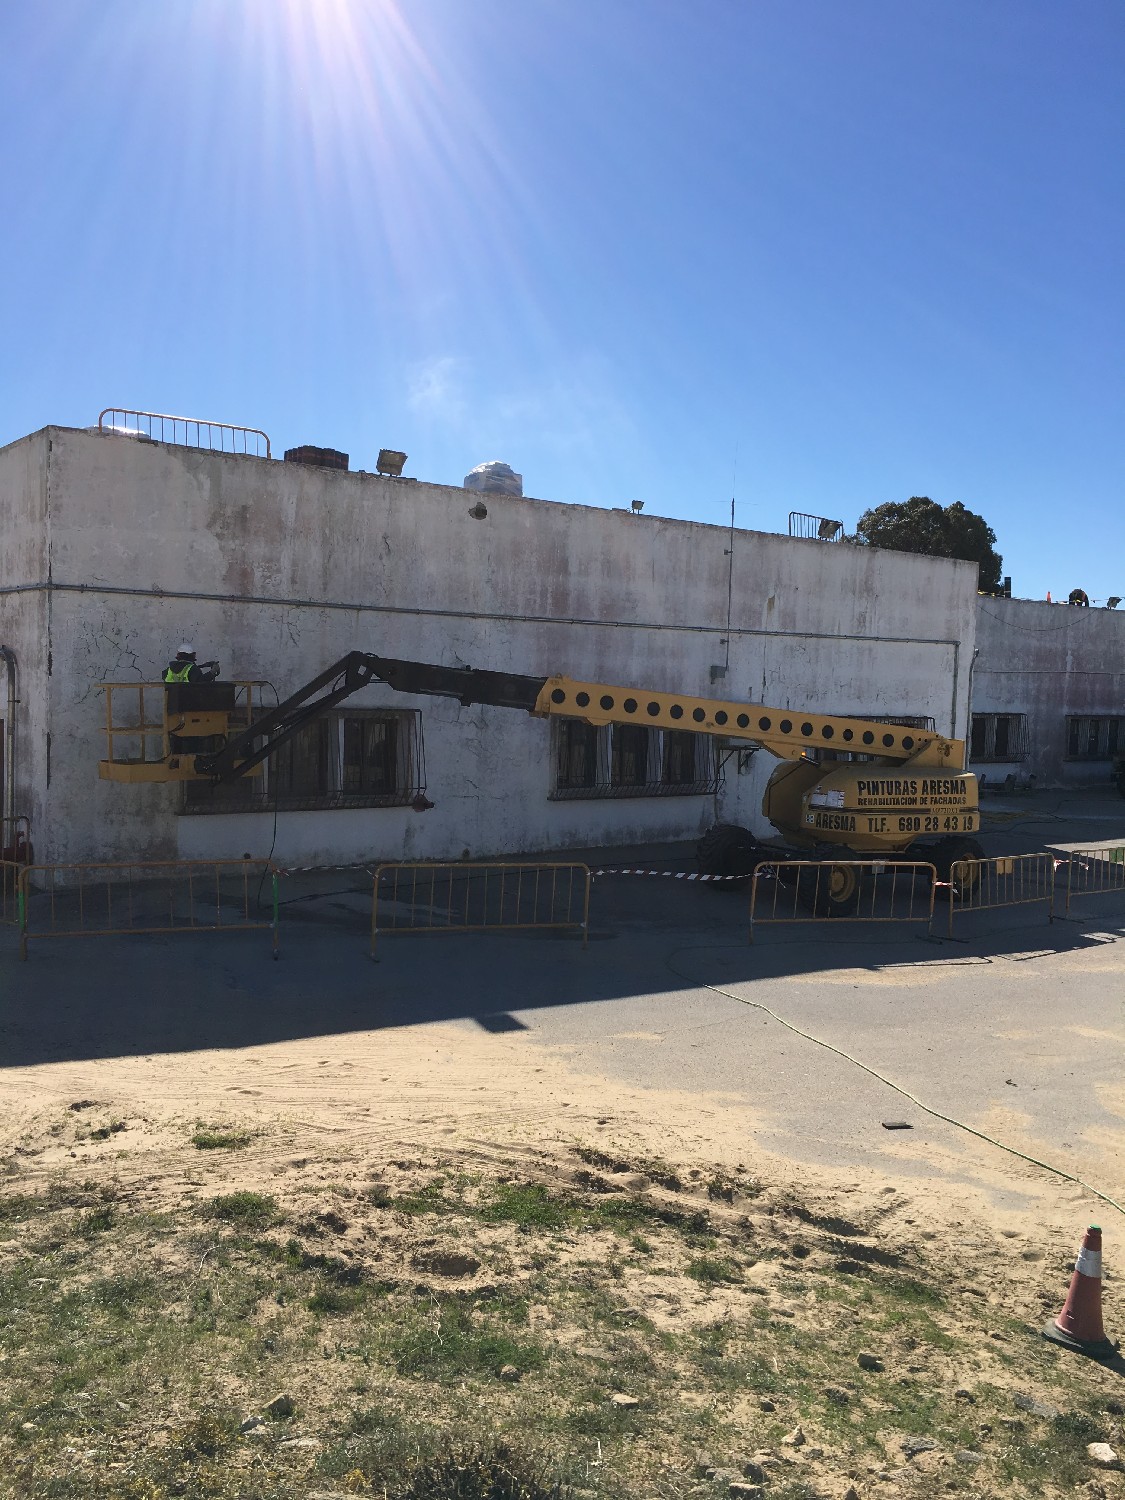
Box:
[970,597,1125,788]
[0,424,980,868]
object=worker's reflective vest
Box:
[163,664,193,684]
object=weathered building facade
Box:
[1,425,981,868]
[970,597,1125,788]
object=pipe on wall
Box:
[0,645,16,828]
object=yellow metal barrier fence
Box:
[2,814,32,864]
[749,860,937,942]
[1,819,33,927]
[946,853,1057,937]
[1061,847,1125,918]
[371,862,591,956]
[0,860,23,926]
[18,860,279,959]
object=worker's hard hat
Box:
[177,642,196,657]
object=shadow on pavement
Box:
[1,847,1121,1069]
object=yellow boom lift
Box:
[99,653,982,912]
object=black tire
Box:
[796,849,863,916]
[930,836,985,900]
[696,823,762,885]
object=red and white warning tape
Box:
[273,861,748,883]
[589,867,748,883]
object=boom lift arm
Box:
[194,651,967,783]
[99,652,980,897]
[196,654,544,782]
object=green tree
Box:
[854,496,1003,592]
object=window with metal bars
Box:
[1066,716,1123,761]
[556,720,601,790]
[552,721,719,800]
[182,709,424,813]
[343,715,400,796]
[969,713,1030,763]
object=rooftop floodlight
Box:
[376,449,407,477]
[630,499,645,513]
[1108,597,1122,609]
[817,517,844,540]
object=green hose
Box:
[666,948,1125,1220]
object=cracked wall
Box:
[4,426,979,866]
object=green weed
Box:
[175,1406,238,1458]
[191,1127,253,1150]
[0,1193,43,1219]
[309,1285,366,1314]
[390,1297,545,1382]
[77,1205,116,1236]
[684,1254,743,1284]
[203,1191,280,1228]
[480,1183,570,1230]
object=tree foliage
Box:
[854,496,1003,592]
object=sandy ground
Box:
[4,922,1125,1497]
[2,1006,1116,1273]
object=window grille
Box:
[969,713,1030,763]
[182,710,425,813]
[1066,716,1123,761]
[551,722,720,800]
[556,720,601,791]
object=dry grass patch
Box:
[0,1147,1121,1499]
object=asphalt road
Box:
[3,790,1123,1214]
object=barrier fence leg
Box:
[271,871,280,960]
[1052,859,1080,923]
[18,886,27,962]
[370,876,379,961]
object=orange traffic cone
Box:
[1042,1225,1117,1359]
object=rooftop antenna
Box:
[723,448,737,676]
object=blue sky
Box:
[2,0,1121,603]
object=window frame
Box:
[550,719,720,800]
[968,712,1030,764]
[181,708,425,814]
[1065,715,1124,762]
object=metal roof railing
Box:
[789,511,844,541]
[97,408,271,458]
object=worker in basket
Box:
[164,643,222,755]
[163,643,220,684]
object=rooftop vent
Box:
[284,445,349,471]
[464,460,522,497]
